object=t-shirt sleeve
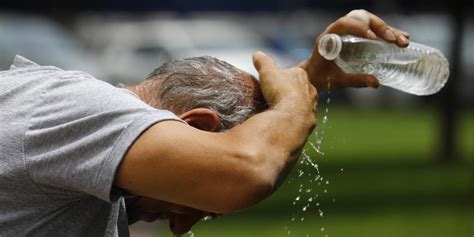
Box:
[24,72,184,202]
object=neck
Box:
[125,83,157,107]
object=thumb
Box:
[340,73,380,88]
[253,51,279,73]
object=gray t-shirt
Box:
[0,56,183,236]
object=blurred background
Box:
[1,1,472,236]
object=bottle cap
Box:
[318,34,342,60]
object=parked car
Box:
[75,16,291,85]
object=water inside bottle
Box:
[336,39,449,95]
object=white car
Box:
[76,16,291,85]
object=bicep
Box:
[114,121,256,213]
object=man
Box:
[0,10,409,236]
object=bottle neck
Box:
[318,34,342,61]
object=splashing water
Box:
[286,80,334,237]
[178,231,194,237]
[302,150,320,173]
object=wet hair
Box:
[146,56,266,131]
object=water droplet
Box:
[298,188,302,192]
[306,188,312,193]
[319,209,324,217]
[325,107,329,113]
[322,115,328,124]
[308,197,313,202]
[291,217,295,222]
[324,189,327,193]
[325,180,329,185]
[303,149,321,172]
[287,230,291,235]
[298,170,304,177]
[332,198,336,203]
[302,206,307,211]
[292,201,296,205]
[295,196,300,201]
[326,97,331,104]
[340,168,344,172]
[320,227,325,232]
[308,141,324,156]
[300,217,305,221]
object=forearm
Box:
[116,98,315,214]
[210,98,316,211]
[116,54,317,214]
[227,95,316,190]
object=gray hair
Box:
[146,56,266,131]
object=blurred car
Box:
[0,13,102,79]
[75,16,291,85]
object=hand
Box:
[126,196,213,235]
[300,9,411,91]
[253,51,317,117]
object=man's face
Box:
[126,196,214,235]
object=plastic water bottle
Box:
[318,34,450,95]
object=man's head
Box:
[125,56,267,234]
[130,56,266,132]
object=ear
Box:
[178,108,221,132]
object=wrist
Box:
[273,95,316,127]
[297,59,318,88]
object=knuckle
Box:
[358,9,369,14]
[336,17,351,27]
[293,67,307,75]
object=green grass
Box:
[154,106,474,237]
[158,209,474,237]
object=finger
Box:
[360,10,410,47]
[390,27,410,47]
[326,16,377,40]
[169,214,203,235]
[340,73,380,89]
[346,9,370,25]
[141,212,161,222]
[345,9,377,39]
[252,51,279,73]
[400,30,410,39]
[364,12,397,43]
